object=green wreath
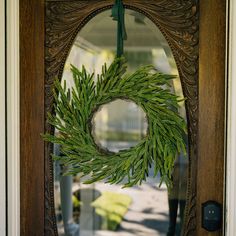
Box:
[44,57,187,188]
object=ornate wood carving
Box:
[45,1,199,235]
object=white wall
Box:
[226,0,236,235]
[7,0,20,235]
[0,0,6,235]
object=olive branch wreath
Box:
[43,57,187,188]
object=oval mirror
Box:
[54,8,189,236]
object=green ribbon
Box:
[111,0,127,57]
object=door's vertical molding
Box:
[45,1,199,235]
[7,0,20,235]
[20,0,45,235]
[0,0,6,235]
[226,0,236,235]
[198,0,226,235]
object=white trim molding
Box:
[226,0,236,235]
[7,0,20,235]
[0,0,6,235]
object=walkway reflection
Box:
[55,162,187,236]
[81,173,170,236]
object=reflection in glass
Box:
[54,9,188,236]
[92,99,148,153]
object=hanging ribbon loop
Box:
[111,0,127,57]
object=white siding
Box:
[7,0,20,235]
[0,0,6,235]
[226,0,236,235]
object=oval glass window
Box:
[54,9,189,236]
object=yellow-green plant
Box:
[91,191,132,231]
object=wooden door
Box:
[20,0,226,235]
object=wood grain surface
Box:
[20,0,45,235]
[197,0,226,235]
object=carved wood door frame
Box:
[20,0,227,235]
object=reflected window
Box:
[54,9,188,236]
[92,99,148,153]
